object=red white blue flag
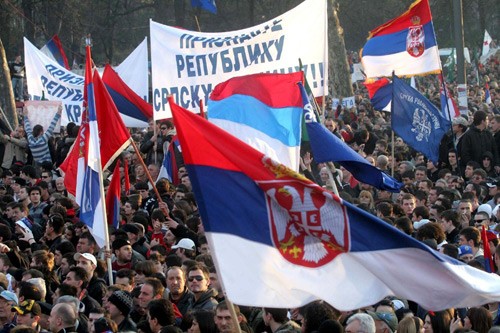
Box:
[106,159,122,229]
[485,83,492,104]
[40,35,70,70]
[364,78,392,112]
[361,0,441,78]
[158,136,183,185]
[170,96,500,311]
[208,72,304,171]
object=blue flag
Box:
[391,76,451,163]
[300,83,402,193]
[191,0,217,14]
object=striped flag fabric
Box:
[208,72,304,171]
[106,159,122,229]
[40,35,70,70]
[361,0,441,78]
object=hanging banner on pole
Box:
[150,0,328,120]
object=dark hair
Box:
[413,206,429,219]
[416,222,446,243]
[425,310,452,333]
[57,283,78,297]
[0,224,12,241]
[48,214,65,234]
[27,186,41,195]
[440,210,460,228]
[68,266,89,289]
[147,299,175,326]
[143,277,165,297]
[459,227,481,247]
[263,307,288,324]
[55,241,75,255]
[191,309,216,333]
[473,110,487,126]
[441,244,459,259]
[18,281,43,301]
[116,268,135,286]
[79,232,97,247]
[302,301,339,333]
[466,307,492,333]
[32,125,44,138]
[395,217,413,235]
[62,253,76,267]
[135,261,156,277]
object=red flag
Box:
[106,160,122,228]
[60,47,131,196]
[481,226,494,273]
[124,160,131,195]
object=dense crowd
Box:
[0,50,499,333]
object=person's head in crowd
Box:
[165,254,183,270]
[106,290,133,325]
[473,110,488,129]
[49,303,76,333]
[0,254,12,276]
[135,182,150,201]
[401,170,415,186]
[44,213,65,241]
[401,194,416,217]
[0,223,12,244]
[439,210,460,235]
[301,300,339,333]
[394,217,413,236]
[123,200,138,218]
[135,261,156,285]
[214,301,244,333]
[121,223,141,245]
[376,155,389,171]
[186,263,211,299]
[52,283,77,304]
[27,186,42,207]
[103,285,125,307]
[473,211,491,229]
[417,180,432,194]
[375,202,393,219]
[74,252,97,278]
[464,306,492,333]
[482,151,494,171]
[12,299,41,329]
[423,310,452,333]
[0,290,18,324]
[471,168,487,185]
[94,316,118,333]
[439,190,458,205]
[115,269,135,292]
[346,313,376,333]
[138,277,164,309]
[416,222,446,247]
[22,269,43,281]
[30,250,55,273]
[187,309,216,333]
[54,242,75,267]
[459,227,481,250]
[59,252,75,278]
[464,161,481,180]
[414,190,428,208]
[17,281,43,303]
[172,238,196,261]
[55,177,66,194]
[64,266,89,294]
[457,199,473,220]
[88,306,105,333]
[440,244,459,259]
[77,232,97,254]
[396,316,423,333]
[26,278,45,301]
[437,169,452,183]
[208,267,222,298]
[358,190,375,211]
[412,206,429,223]
[11,177,27,195]
[262,307,294,332]
[164,229,177,249]
[147,298,175,332]
[196,235,210,255]
[195,254,214,270]
[10,202,28,222]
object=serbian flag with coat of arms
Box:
[170,96,500,311]
[361,0,441,78]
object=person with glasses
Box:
[186,263,217,312]
[473,211,492,230]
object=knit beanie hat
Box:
[108,290,133,316]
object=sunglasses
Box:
[188,275,204,282]
[161,127,167,130]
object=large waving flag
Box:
[391,75,450,163]
[102,64,153,127]
[482,30,493,57]
[208,72,304,171]
[300,83,401,192]
[170,97,500,311]
[364,78,392,112]
[40,35,70,70]
[60,50,131,202]
[361,0,441,78]
[106,159,122,229]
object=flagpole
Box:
[439,72,461,176]
[391,71,395,178]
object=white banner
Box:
[150,0,328,119]
[24,100,62,133]
[25,37,83,126]
[115,37,149,101]
[25,37,150,126]
[332,96,356,109]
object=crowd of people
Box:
[0,46,499,333]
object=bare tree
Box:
[0,38,18,130]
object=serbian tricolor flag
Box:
[60,48,131,212]
[158,135,183,185]
[208,72,304,171]
[170,96,500,310]
[361,0,441,78]
[364,78,392,112]
[439,77,460,121]
[485,83,492,104]
[40,35,70,70]
[102,64,153,127]
[106,160,122,229]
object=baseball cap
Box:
[0,291,18,305]
[367,311,398,333]
[458,245,473,256]
[12,299,41,315]
[171,238,195,251]
[74,253,97,266]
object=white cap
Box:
[477,204,492,218]
[413,219,430,230]
[171,238,196,251]
[74,252,97,266]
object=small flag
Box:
[191,0,217,14]
[106,160,122,229]
[40,35,70,70]
[485,83,492,105]
[391,75,450,163]
[364,78,392,112]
